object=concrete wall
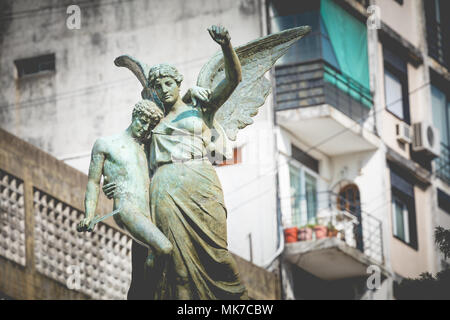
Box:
[374,0,421,47]
[0,128,110,299]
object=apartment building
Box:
[272,0,450,299]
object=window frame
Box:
[383,57,411,124]
[392,194,410,244]
[337,184,361,214]
[390,168,418,250]
[217,146,243,167]
[288,160,319,228]
[424,0,450,67]
[14,53,56,78]
[430,83,450,147]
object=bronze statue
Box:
[78,24,310,300]
[76,100,171,268]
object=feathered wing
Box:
[114,55,160,103]
[197,26,311,152]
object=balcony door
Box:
[289,164,317,228]
[338,184,364,252]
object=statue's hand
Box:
[207,25,231,46]
[191,86,211,105]
[77,217,94,232]
[102,181,116,199]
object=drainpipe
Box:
[259,0,284,271]
[367,0,380,137]
[262,164,285,269]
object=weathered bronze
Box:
[78,24,310,300]
[76,100,172,268]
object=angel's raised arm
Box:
[203,25,242,114]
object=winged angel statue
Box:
[114,25,310,300]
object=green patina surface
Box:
[78,25,310,300]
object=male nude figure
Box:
[77,99,172,266]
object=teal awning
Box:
[320,0,371,97]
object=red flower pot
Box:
[327,229,339,238]
[298,227,313,241]
[314,225,328,239]
[284,227,299,243]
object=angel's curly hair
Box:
[132,99,163,126]
[148,63,184,88]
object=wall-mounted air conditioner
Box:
[412,122,440,159]
[395,123,411,144]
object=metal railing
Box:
[435,142,450,185]
[275,59,375,132]
[283,191,384,264]
[425,1,449,67]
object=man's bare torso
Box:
[99,131,150,216]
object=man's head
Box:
[130,100,163,140]
[148,64,183,106]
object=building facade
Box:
[272,0,450,299]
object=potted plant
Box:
[327,222,339,238]
[284,227,299,243]
[298,225,313,241]
[312,220,327,239]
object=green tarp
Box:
[320,0,372,107]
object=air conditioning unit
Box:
[395,123,411,144]
[412,122,440,159]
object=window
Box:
[437,189,450,215]
[14,53,55,78]
[431,82,450,183]
[431,85,450,147]
[337,184,364,252]
[392,196,410,243]
[217,147,242,167]
[289,163,317,227]
[384,47,410,123]
[390,167,418,249]
[393,0,403,5]
[424,0,450,67]
[291,144,319,173]
[337,184,361,214]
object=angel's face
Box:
[153,77,180,106]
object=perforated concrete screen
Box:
[0,169,26,267]
[33,188,132,300]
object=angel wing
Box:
[197,26,311,143]
[114,55,163,105]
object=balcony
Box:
[435,142,450,185]
[275,60,380,156]
[283,192,385,280]
[425,0,449,68]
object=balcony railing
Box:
[425,1,449,67]
[283,191,384,264]
[275,60,374,131]
[435,142,450,185]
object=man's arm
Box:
[77,139,106,232]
